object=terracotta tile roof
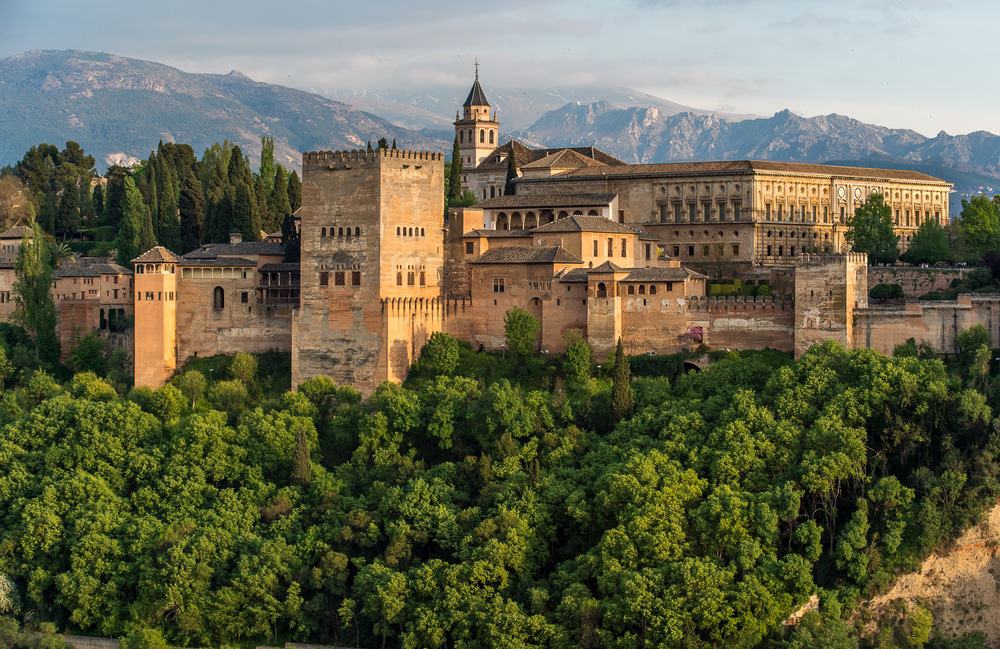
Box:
[521,149,608,171]
[557,268,590,283]
[590,261,625,273]
[473,141,624,173]
[532,215,638,234]
[178,257,257,267]
[258,262,301,273]
[624,267,708,281]
[470,228,533,238]
[56,262,132,277]
[0,225,32,239]
[527,159,949,184]
[470,245,583,265]
[183,241,286,259]
[132,246,180,264]
[475,193,616,209]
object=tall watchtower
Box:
[292,147,446,394]
[454,63,499,171]
[132,246,179,388]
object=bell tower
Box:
[454,61,499,171]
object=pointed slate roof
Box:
[463,78,490,107]
[132,246,179,264]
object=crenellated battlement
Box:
[688,294,792,312]
[303,148,444,170]
[381,296,470,315]
[796,252,868,266]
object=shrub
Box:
[420,332,460,376]
[504,307,539,356]
[869,283,904,300]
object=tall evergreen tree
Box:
[504,152,517,196]
[56,179,80,240]
[366,140,373,152]
[13,219,59,365]
[259,136,276,196]
[231,181,259,241]
[391,138,397,150]
[91,184,104,220]
[293,426,312,486]
[179,168,205,253]
[157,161,179,247]
[146,171,159,239]
[116,176,152,265]
[287,171,302,213]
[281,213,300,262]
[611,338,634,422]
[269,167,292,229]
[448,136,463,205]
[102,167,127,227]
[255,175,271,236]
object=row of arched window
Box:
[321,226,362,238]
[459,129,494,145]
[396,226,426,237]
[625,284,662,295]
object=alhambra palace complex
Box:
[8,72,999,394]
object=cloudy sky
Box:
[0,0,993,135]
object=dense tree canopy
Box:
[846,194,898,264]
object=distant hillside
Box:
[0,50,449,171]
[514,102,1000,211]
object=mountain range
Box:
[3,49,1000,211]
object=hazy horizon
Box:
[1,0,996,137]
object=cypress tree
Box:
[259,136,276,196]
[281,213,300,262]
[611,338,634,422]
[102,168,127,227]
[147,171,159,238]
[292,426,311,486]
[57,179,80,240]
[504,151,518,196]
[448,136,463,205]
[391,138,397,150]
[140,204,157,251]
[231,181,258,241]
[92,184,104,220]
[207,190,233,244]
[12,218,58,366]
[377,137,388,151]
[366,140,373,152]
[287,171,302,212]
[158,161,179,247]
[254,175,271,235]
[116,176,151,265]
[270,167,292,228]
[179,168,205,253]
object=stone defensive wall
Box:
[853,293,1000,355]
[302,148,444,171]
[868,266,971,298]
[687,294,792,312]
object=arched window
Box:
[213,286,225,310]
[321,227,327,237]
[638,285,646,295]
[650,285,657,295]
[596,282,607,298]
[627,285,635,295]
[338,227,344,237]
[409,227,414,236]
[587,209,598,216]
[355,226,360,236]
[489,130,494,144]
[480,129,485,143]
[490,186,496,198]
[459,130,464,143]
[420,227,425,236]
[396,226,401,236]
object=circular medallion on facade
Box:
[854,187,862,199]
[837,186,846,199]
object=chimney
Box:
[229,232,243,245]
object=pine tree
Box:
[611,338,634,422]
[259,136,276,196]
[292,426,312,486]
[179,168,205,253]
[269,167,292,229]
[448,136,463,205]
[116,176,151,265]
[288,171,302,212]
[504,151,518,196]
[12,218,58,366]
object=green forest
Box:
[0,310,998,648]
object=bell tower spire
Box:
[453,61,499,177]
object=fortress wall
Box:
[868,267,970,298]
[853,295,1000,355]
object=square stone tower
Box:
[132,246,179,388]
[793,252,868,357]
[292,148,445,394]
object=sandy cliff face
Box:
[868,503,1000,646]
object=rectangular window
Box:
[777,204,784,222]
[465,241,474,254]
[718,201,727,221]
[731,200,741,220]
[618,209,625,223]
[407,272,415,286]
[419,271,426,286]
[732,243,740,255]
[672,245,680,257]
[765,203,772,220]
[335,271,345,286]
[645,243,651,261]
[702,200,712,222]
[352,271,361,286]
[319,272,329,286]
[658,204,668,223]
[607,238,613,256]
[240,291,249,303]
[688,203,696,222]
[687,245,695,256]
[701,244,709,256]
[673,203,682,223]
[145,292,153,300]
[593,239,599,256]
[812,205,817,222]
[840,206,846,222]
[823,206,829,223]
[493,277,505,293]
[396,272,403,286]
[620,238,627,257]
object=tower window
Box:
[407,272,415,286]
[351,271,361,286]
[335,271,345,286]
[213,286,224,310]
[489,130,494,144]
[480,129,485,143]
[396,272,402,286]
[319,272,329,286]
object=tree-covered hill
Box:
[0,322,998,647]
[0,50,448,172]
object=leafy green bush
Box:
[869,283,904,300]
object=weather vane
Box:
[474,59,479,81]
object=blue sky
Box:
[0,0,994,136]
